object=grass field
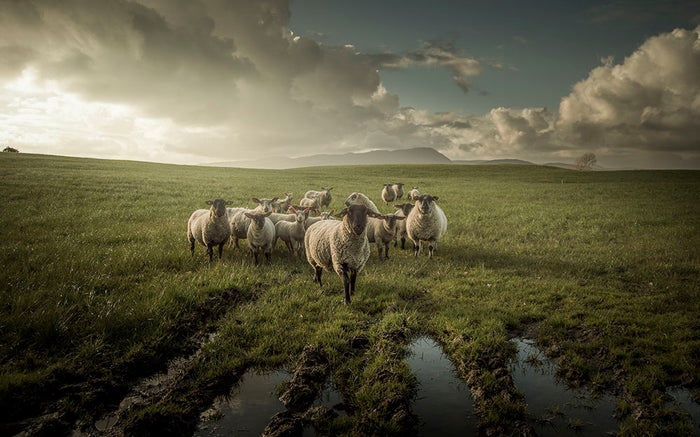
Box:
[1,152,699,435]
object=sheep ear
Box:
[328,209,334,215]
[289,206,296,213]
[393,204,402,209]
[225,200,233,205]
[368,211,382,219]
[396,216,406,220]
[263,211,272,217]
[335,208,349,218]
[244,212,253,218]
[271,197,278,202]
[252,197,260,203]
[206,200,214,205]
[303,207,310,213]
[432,196,439,202]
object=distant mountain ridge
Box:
[204,147,578,169]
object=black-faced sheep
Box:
[304,205,380,304]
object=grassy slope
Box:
[0,153,698,435]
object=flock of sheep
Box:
[186,184,447,303]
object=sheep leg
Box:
[413,240,420,258]
[400,236,406,250]
[251,249,258,265]
[207,244,214,262]
[189,238,195,256]
[341,268,351,304]
[384,243,390,259]
[313,265,323,286]
[218,243,224,260]
[286,240,294,253]
[350,269,357,296]
[377,244,383,259]
[265,250,271,263]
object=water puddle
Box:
[406,336,479,435]
[667,386,700,432]
[510,338,619,436]
[194,369,288,437]
[195,369,345,437]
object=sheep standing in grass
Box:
[408,187,420,201]
[305,205,380,304]
[381,184,397,205]
[392,183,405,200]
[406,194,447,258]
[230,197,278,248]
[188,199,233,262]
[393,203,414,249]
[278,193,293,213]
[300,196,321,210]
[276,207,310,256]
[304,187,333,208]
[344,192,380,214]
[366,214,405,259]
[245,211,275,265]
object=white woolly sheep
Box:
[344,192,380,214]
[245,211,275,265]
[366,213,405,259]
[304,187,333,208]
[277,192,293,212]
[275,207,310,257]
[408,187,420,201]
[381,183,397,205]
[392,203,415,250]
[392,183,405,200]
[406,194,447,258]
[300,196,321,210]
[304,205,380,304]
[230,197,278,248]
[188,199,233,262]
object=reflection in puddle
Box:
[510,338,618,436]
[406,336,479,435]
[194,369,288,437]
[667,386,700,432]
[195,369,346,437]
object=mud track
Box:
[8,288,254,436]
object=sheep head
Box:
[336,204,380,236]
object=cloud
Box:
[557,26,700,154]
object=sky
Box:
[0,0,699,169]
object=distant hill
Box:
[204,147,594,170]
[205,147,452,169]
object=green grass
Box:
[1,152,699,435]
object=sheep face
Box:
[394,203,414,216]
[380,214,404,231]
[252,197,279,213]
[415,195,439,215]
[206,199,232,218]
[290,207,310,223]
[245,211,272,228]
[336,205,379,236]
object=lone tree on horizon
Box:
[575,152,596,170]
[2,146,19,153]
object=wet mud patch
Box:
[406,336,479,435]
[510,337,619,436]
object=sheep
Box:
[393,203,415,250]
[406,194,447,258]
[304,204,380,304]
[392,183,405,200]
[344,192,380,214]
[304,187,333,208]
[230,197,278,248]
[366,213,405,259]
[275,207,310,256]
[268,212,296,225]
[187,199,233,262]
[277,192,293,212]
[381,183,397,205]
[245,211,275,265]
[408,187,420,201]
[300,196,321,210]
[304,209,336,230]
